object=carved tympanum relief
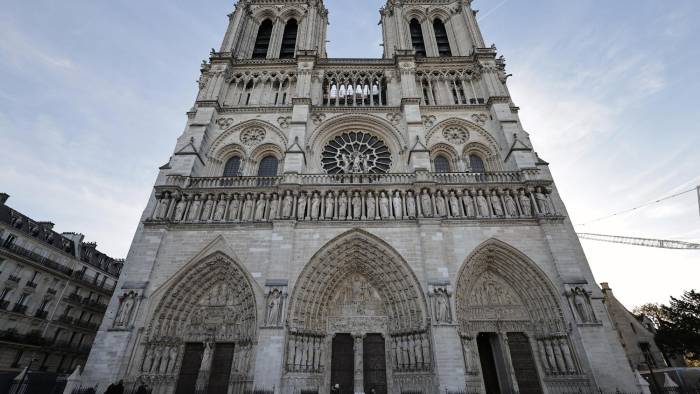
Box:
[240,127,266,146]
[442,126,469,145]
[329,273,385,318]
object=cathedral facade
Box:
[83,0,639,393]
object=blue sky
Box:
[0,0,698,309]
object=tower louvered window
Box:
[252,19,273,59]
[409,19,426,58]
[280,19,298,58]
[433,19,452,57]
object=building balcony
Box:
[150,170,561,225]
[75,320,99,331]
[56,315,73,325]
[11,304,28,315]
[0,241,73,276]
[34,309,48,319]
[46,288,57,296]
[26,281,37,288]
[8,275,21,283]
[81,298,108,311]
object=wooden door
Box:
[330,334,354,394]
[175,343,203,394]
[363,334,387,394]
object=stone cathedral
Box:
[83,0,639,393]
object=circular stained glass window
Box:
[321,132,391,174]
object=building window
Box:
[640,343,657,368]
[257,156,279,177]
[434,155,451,173]
[409,19,426,57]
[469,154,486,173]
[433,19,452,57]
[252,19,273,59]
[279,19,298,58]
[223,156,242,177]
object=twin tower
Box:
[83,1,640,393]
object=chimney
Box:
[0,193,9,205]
[600,282,611,292]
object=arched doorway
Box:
[285,230,433,394]
[137,252,258,394]
[455,239,589,393]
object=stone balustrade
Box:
[150,171,560,224]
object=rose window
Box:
[240,128,266,146]
[321,132,391,174]
[442,126,469,144]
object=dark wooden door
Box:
[507,333,543,394]
[175,343,203,394]
[477,333,501,394]
[208,343,236,394]
[363,334,387,394]
[331,334,354,394]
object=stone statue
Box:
[282,191,293,218]
[351,192,362,219]
[462,190,476,217]
[310,193,321,220]
[435,191,447,217]
[266,289,282,326]
[476,190,490,217]
[187,195,202,221]
[115,293,135,327]
[379,192,390,219]
[213,196,227,221]
[449,191,461,217]
[173,197,187,222]
[229,195,241,221]
[297,193,307,220]
[572,287,595,322]
[490,190,504,217]
[200,341,214,372]
[461,337,474,374]
[242,194,254,221]
[338,192,348,219]
[421,190,433,217]
[169,347,179,373]
[434,289,450,323]
[366,192,376,219]
[535,187,550,215]
[154,193,170,220]
[255,194,267,221]
[519,190,532,216]
[405,191,417,218]
[545,187,557,215]
[201,195,214,220]
[503,190,518,217]
[391,191,402,219]
[268,194,279,220]
[325,192,335,219]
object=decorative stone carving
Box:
[386,112,402,125]
[282,191,293,219]
[519,189,533,217]
[324,191,335,219]
[351,192,362,219]
[392,191,402,219]
[153,192,171,220]
[379,192,390,219]
[277,116,291,129]
[429,285,453,324]
[503,190,518,217]
[311,113,326,125]
[187,195,202,221]
[213,195,227,221]
[254,194,267,221]
[216,117,235,129]
[321,131,392,175]
[448,191,461,217]
[405,190,417,218]
[568,286,597,323]
[297,192,307,220]
[435,191,447,217]
[471,113,488,125]
[420,190,433,217]
[264,282,287,328]
[310,192,321,220]
[201,195,215,221]
[268,193,280,220]
[422,115,436,127]
[366,191,376,219]
[240,127,266,146]
[443,126,469,144]
[490,190,504,217]
[114,291,139,329]
[475,190,489,218]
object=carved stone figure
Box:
[435,191,447,217]
[266,289,282,326]
[406,191,417,218]
[228,195,241,221]
[572,287,596,323]
[242,194,254,221]
[268,194,279,220]
[476,190,490,217]
[351,192,362,219]
[462,190,476,217]
[115,293,135,328]
[519,190,532,216]
[535,187,550,215]
[325,192,335,219]
[421,190,433,217]
[392,191,402,219]
[310,193,321,220]
[379,192,390,219]
[338,192,348,219]
[154,193,170,220]
[433,288,451,323]
[201,195,215,220]
[490,190,504,217]
[173,197,187,222]
[297,193,307,220]
[200,341,214,372]
[255,194,267,221]
[282,191,293,219]
[449,191,461,217]
[213,195,227,221]
[366,192,376,219]
[504,190,518,217]
[187,195,202,221]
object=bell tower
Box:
[380,0,485,58]
[221,0,329,59]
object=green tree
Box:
[655,290,700,366]
[633,303,666,328]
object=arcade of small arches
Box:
[114,234,592,394]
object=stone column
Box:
[353,334,364,393]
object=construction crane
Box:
[577,233,700,250]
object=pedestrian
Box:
[104,380,124,394]
[135,383,150,394]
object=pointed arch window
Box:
[257,155,279,177]
[433,19,452,57]
[223,156,242,177]
[252,19,273,59]
[279,19,298,59]
[469,154,486,173]
[409,19,426,58]
[434,155,451,173]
